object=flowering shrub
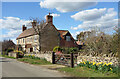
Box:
[53,46,62,52]
[78,60,118,74]
[14,50,24,58]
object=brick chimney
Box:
[22,25,27,32]
[32,20,37,28]
[46,13,53,24]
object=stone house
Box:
[16,14,78,53]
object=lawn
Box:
[18,56,52,65]
[58,66,119,78]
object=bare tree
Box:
[31,18,45,52]
[77,29,115,57]
[77,31,92,42]
[2,39,16,51]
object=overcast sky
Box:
[0,0,119,43]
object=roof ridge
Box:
[58,30,68,31]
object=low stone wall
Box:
[25,51,53,63]
[8,52,17,58]
[77,56,119,66]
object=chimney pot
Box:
[22,25,27,32]
[32,20,37,28]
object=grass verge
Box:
[58,66,119,77]
[0,54,2,57]
[1,55,16,59]
[18,57,52,65]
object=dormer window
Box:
[66,36,71,41]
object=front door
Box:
[30,48,33,52]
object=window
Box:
[30,37,32,42]
[27,37,32,42]
[66,36,71,41]
[18,39,20,44]
[20,39,21,43]
[27,38,29,42]
[34,35,37,42]
[34,46,37,51]
[23,38,24,43]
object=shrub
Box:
[24,55,41,60]
[6,49,14,52]
[53,46,62,52]
[77,28,119,57]
[2,49,14,56]
[69,47,79,53]
[14,50,24,58]
[18,51,24,58]
[61,47,79,54]
[6,49,14,55]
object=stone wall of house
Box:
[8,52,17,58]
[25,51,53,63]
[17,35,39,53]
[77,55,119,66]
[17,24,60,52]
[41,24,60,51]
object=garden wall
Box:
[8,52,17,58]
[25,51,52,63]
[77,56,119,66]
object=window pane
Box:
[66,36,71,41]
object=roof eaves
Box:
[16,34,36,40]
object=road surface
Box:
[0,57,67,77]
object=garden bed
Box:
[58,60,119,77]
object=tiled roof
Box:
[58,30,68,35]
[16,23,48,39]
[76,41,84,45]
[16,28,36,39]
[17,25,72,40]
[57,30,68,39]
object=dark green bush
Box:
[16,51,24,58]
[6,49,14,52]
[6,49,14,55]
[1,49,14,56]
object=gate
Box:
[52,52,78,68]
